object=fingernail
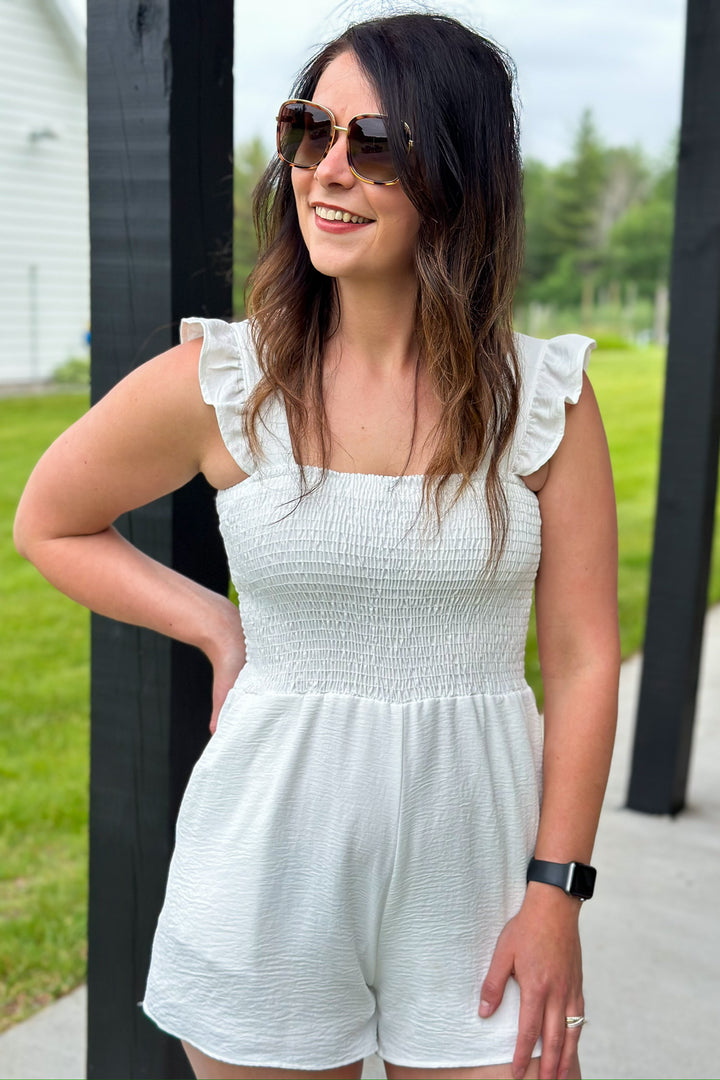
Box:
[479,999,492,1017]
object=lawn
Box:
[593,347,720,643]
[525,343,715,692]
[2,346,720,1030]
[0,394,90,1031]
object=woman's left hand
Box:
[478,883,585,1080]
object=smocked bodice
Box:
[218,463,541,701]
[180,316,596,704]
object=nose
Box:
[314,125,355,188]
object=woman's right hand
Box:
[14,336,249,709]
[205,599,247,734]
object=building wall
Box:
[0,0,88,383]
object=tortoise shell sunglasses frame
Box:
[276,98,414,186]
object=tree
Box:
[518,112,677,315]
[233,137,270,316]
[546,109,608,269]
[600,182,674,300]
[520,110,609,307]
[517,158,559,304]
[596,145,653,245]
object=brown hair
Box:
[244,13,524,566]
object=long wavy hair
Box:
[244,13,524,566]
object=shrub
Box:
[53,357,89,386]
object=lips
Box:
[313,204,373,225]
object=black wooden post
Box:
[86,3,233,1077]
[628,0,720,815]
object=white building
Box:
[0,0,88,384]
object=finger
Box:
[538,1004,567,1080]
[512,999,543,1080]
[557,1008,585,1080]
[479,939,514,1017]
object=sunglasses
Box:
[276,99,413,186]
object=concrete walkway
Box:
[2,609,719,1080]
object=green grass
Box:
[526,346,720,702]
[591,346,720,649]
[3,349,720,1028]
[592,347,668,657]
[0,394,90,1031]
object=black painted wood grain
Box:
[87,2,233,1075]
[628,0,720,814]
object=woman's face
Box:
[291,51,421,289]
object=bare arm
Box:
[480,372,620,1080]
[14,338,248,730]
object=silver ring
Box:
[565,1015,587,1029]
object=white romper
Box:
[141,318,596,1070]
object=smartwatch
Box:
[526,858,596,901]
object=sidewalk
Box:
[2,609,719,1080]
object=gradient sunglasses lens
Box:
[277,100,399,184]
[347,115,396,184]
[277,101,334,169]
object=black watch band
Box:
[526,858,597,901]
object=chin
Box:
[304,246,360,281]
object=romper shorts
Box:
[142,688,543,1070]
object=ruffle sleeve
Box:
[511,333,596,477]
[180,316,256,477]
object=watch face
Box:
[570,863,597,899]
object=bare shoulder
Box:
[94,335,208,437]
[15,338,238,543]
[545,370,608,482]
[102,337,247,490]
[533,371,619,671]
[57,336,221,490]
[522,372,606,496]
[535,369,616,603]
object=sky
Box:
[69,0,687,167]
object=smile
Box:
[314,206,373,224]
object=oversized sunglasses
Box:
[276,99,412,186]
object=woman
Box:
[14,13,620,1080]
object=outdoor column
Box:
[86,2,233,1077]
[628,0,720,814]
